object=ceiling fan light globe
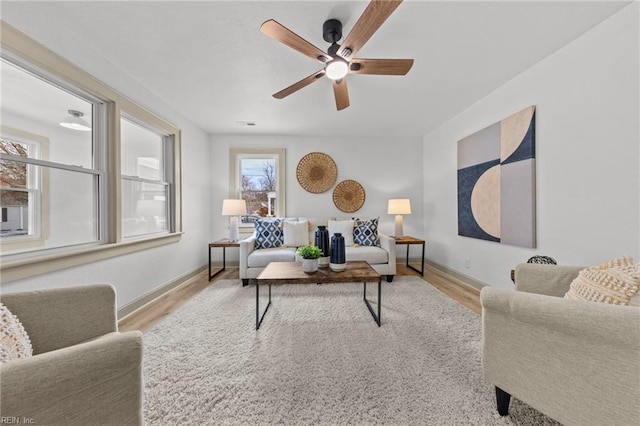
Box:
[60,121,92,131]
[59,109,92,131]
[325,60,348,80]
[59,117,92,131]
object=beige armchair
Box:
[481,263,640,426]
[0,285,144,426]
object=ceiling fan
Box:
[260,0,414,111]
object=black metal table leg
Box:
[378,278,381,323]
[406,242,425,276]
[363,280,381,327]
[406,244,410,269]
[222,246,226,270]
[209,246,226,281]
[256,280,271,330]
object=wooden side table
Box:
[394,236,426,276]
[209,239,240,281]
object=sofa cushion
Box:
[564,256,640,306]
[283,220,310,247]
[300,217,330,246]
[353,217,380,246]
[254,218,284,249]
[247,247,297,268]
[1,302,33,362]
[345,246,388,264]
[328,219,355,246]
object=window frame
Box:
[229,147,286,228]
[120,113,174,240]
[0,21,182,282]
[0,49,108,253]
[0,126,50,249]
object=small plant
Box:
[297,244,322,259]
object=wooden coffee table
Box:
[255,261,382,329]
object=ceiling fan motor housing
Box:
[323,19,343,44]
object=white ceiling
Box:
[0,1,631,137]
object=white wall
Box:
[1,21,213,309]
[423,4,639,288]
[210,134,424,263]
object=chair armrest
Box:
[481,287,640,426]
[514,263,584,297]
[482,287,640,346]
[1,284,117,355]
[239,234,257,278]
[379,234,397,273]
[0,331,143,425]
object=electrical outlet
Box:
[465,258,471,269]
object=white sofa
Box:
[239,217,396,285]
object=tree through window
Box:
[239,158,277,220]
[1,137,32,237]
[229,148,285,224]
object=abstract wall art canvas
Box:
[457,106,536,248]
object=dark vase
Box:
[330,232,346,272]
[315,225,330,268]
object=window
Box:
[0,127,49,250]
[0,24,182,281]
[0,134,39,239]
[121,115,173,238]
[0,56,100,255]
[229,148,285,225]
[239,158,276,220]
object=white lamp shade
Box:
[222,199,246,242]
[221,199,247,216]
[388,199,412,215]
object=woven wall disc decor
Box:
[296,152,338,194]
[332,180,366,213]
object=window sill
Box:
[0,234,46,251]
[0,232,183,283]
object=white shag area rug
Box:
[143,277,559,425]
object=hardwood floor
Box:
[118,263,481,333]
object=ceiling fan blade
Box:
[261,19,332,63]
[332,79,350,111]
[339,0,403,59]
[273,70,326,99]
[349,58,414,75]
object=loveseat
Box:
[481,262,640,426]
[239,217,396,285]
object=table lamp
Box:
[221,199,247,242]
[388,198,411,238]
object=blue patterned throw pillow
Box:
[352,217,380,246]
[255,218,283,249]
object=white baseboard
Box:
[117,266,206,319]
[424,259,487,291]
